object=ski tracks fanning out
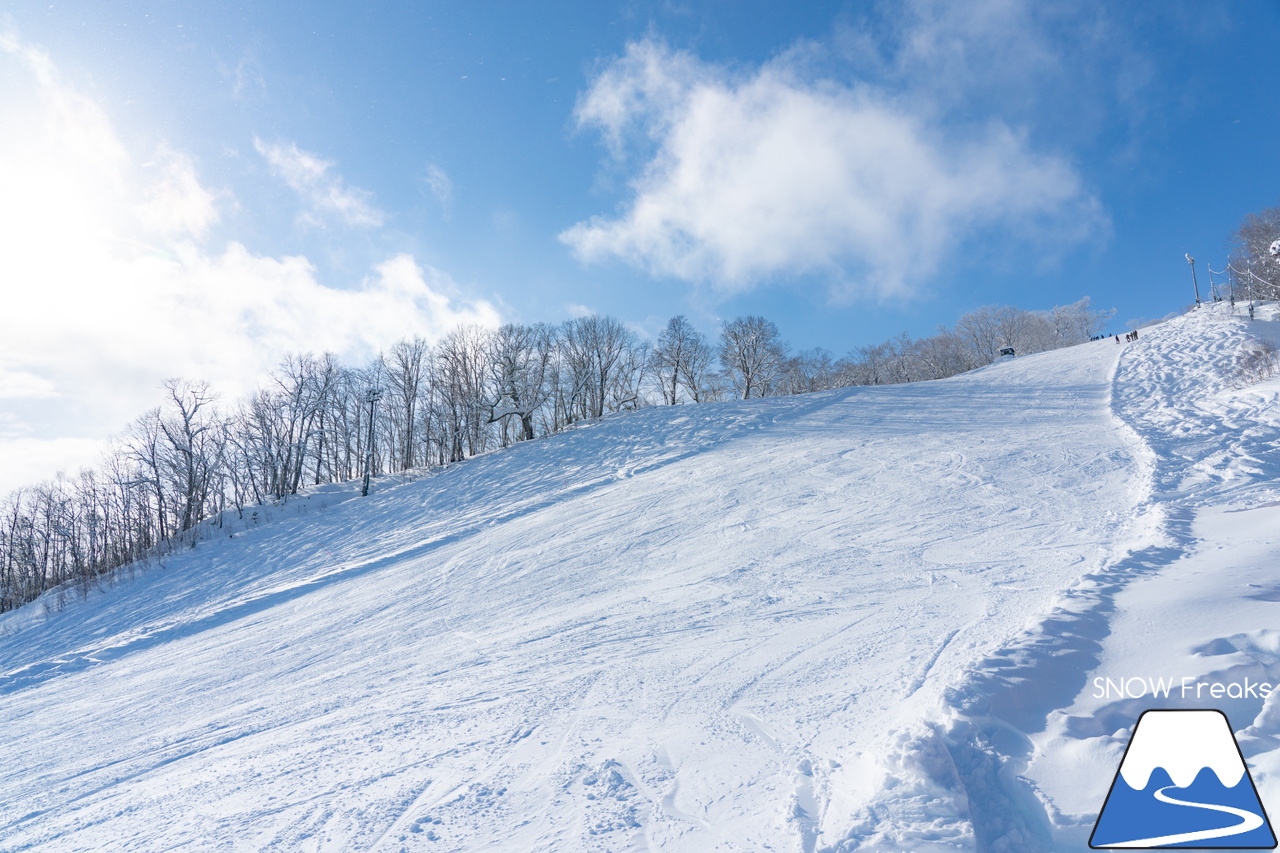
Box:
[835,330,1159,853]
[0,305,1277,852]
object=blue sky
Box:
[3,1,1280,492]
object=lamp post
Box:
[1186,254,1201,305]
[362,387,382,497]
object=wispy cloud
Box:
[419,162,453,213]
[231,55,268,100]
[838,0,1155,141]
[255,137,385,228]
[562,8,1109,301]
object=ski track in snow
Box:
[1010,303,1280,851]
[867,302,1280,853]
[1,305,1277,852]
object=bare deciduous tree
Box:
[385,337,429,470]
[561,315,645,421]
[719,315,786,400]
[156,378,222,533]
[487,323,557,442]
[652,316,713,404]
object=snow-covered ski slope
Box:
[2,304,1278,852]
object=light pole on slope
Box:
[1186,253,1201,306]
[362,387,383,497]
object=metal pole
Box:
[1186,254,1201,305]
[362,388,382,497]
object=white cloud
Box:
[0,368,58,401]
[137,146,222,238]
[0,436,109,493]
[255,137,385,228]
[0,31,498,494]
[561,36,1103,300]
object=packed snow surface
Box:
[2,304,1278,852]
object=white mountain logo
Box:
[1091,709,1277,848]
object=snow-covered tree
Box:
[1047,297,1114,345]
[1230,206,1280,299]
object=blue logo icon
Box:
[1091,709,1277,848]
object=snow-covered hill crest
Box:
[1,304,1278,852]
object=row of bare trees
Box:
[0,299,1112,612]
[841,298,1115,386]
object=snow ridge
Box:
[837,303,1280,852]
